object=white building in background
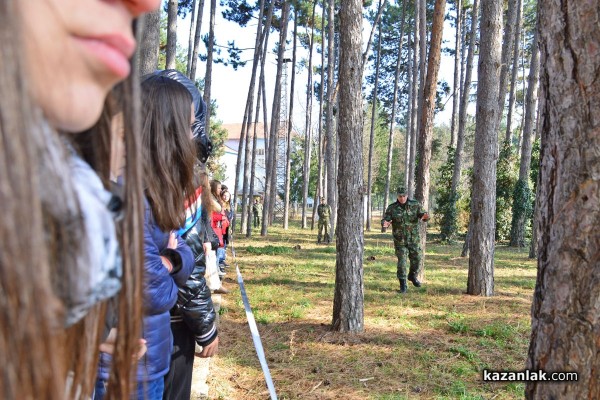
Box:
[218,122,315,215]
[219,123,267,197]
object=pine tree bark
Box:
[509,22,539,247]
[234,0,268,234]
[408,22,419,195]
[466,0,502,297]
[262,0,290,236]
[526,1,600,397]
[496,0,518,131]
[382,0,407,230]
[312,1,327,230]
[301,1,317,229]
[189,0,205,80]
[449,0,479,239]
[404,27,414,191]
[139,10,161,76]
[203,0,216,121]
[283,11,298,229]
[332,0,364,333]
[324,0,336,237]
[186,0,197,76]
[504,0,523,144]
[414,0,447,281]
[369,28,382,232]
[450,0,462,149]
[246,79,263,237]
[166,0,178,70]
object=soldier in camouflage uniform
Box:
[252,198,263,228]
[317,197,332,244]
[382,186,429,293]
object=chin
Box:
[49,87,108,133]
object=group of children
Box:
[0,1,236,399]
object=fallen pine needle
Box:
[359,377,375,382]
[309,381,323,393]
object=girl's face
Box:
[20,0,160,132]
[221,191,230,202]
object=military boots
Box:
[399,279,407,293]
[407,273,421,287]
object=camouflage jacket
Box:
[382,199,427,242]
[253,203,263,214]
[317,204,331,220]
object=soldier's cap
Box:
[396,186,407,195]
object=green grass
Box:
[212,221,536,399]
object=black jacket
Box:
[170,213,218,346]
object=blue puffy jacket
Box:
[98,203,194,383]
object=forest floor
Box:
[199,220,535,399]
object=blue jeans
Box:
[94,377,164,400]
[217,247,226,264]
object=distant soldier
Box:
[252,198,263,228]
[381,186,429,293]
[317,197,332,244]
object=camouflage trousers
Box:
[253,213,260,227]
[318,219,330,243]
[393,239,421,280]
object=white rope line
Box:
[228,230,278,400]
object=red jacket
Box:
[211,209,229,247]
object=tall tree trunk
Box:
[404,26,414,191]
[234,0,269,233]
[301,1,316,229]
[283,11,298,229]
[408,21,419,195]
[166,0,178,70]
[139,10,161,76]
[414,0,447,282]
[203,0,216,121]
[504,0,523,144]
[509,23,539,247]
[361,0,387,73]
[496,0,518,131]
[526,1,600,397]
[450,0,462,149]
[324,0,336,238]
[312,2,327,230]
[410,0,427,198]
[262,0,290,236]
[382,0,407,230]
[189,0,205,80]
[466,0,502,297]
[246,75,263,237]
[449,0,479,240]
[368,29,382,232]
[332,0,364,333]
[186,0,197,76]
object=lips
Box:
[75,33,136,79]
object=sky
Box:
[172,1,464,131]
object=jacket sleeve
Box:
[382,204,393,224]
[169,236,194,287]
[179,220,218,346]
[143,207,179,315]
[221,213,230,230]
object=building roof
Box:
[222,123,267,141]
[222,121,301,140]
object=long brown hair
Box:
[141,75,197,231]
[0,3,145,398]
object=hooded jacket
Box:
[97,202,194,383]
[169,188,218,346]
